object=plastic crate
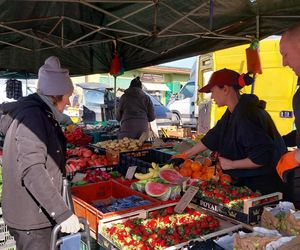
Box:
[71,180,160,235]
[97,203,244,250]
[0,210,15,250]
[84,130,107,144]
[117,149,172,175]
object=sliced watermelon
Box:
[145,182,171,201]
[159,169,185,184]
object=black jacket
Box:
[202,94,286,193]
[0,93,72,230]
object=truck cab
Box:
[197,37,298,136]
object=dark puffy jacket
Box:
[0,93,72,230]
[116,87,155,139]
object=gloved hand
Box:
[168,152,188,167]
[276,150,299,180]
[60,214,81,234]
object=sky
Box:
[159,56,196,69]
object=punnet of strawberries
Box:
[197,180,261,211]
[103,206,220,250]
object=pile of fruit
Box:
[175,157,233,183]
[131,163,184,201]
[64,125,92,146]
[103,206,220,250]
[197,180,261,211]
[176,157,213,179]
[66,147,109,172]
[95,137,143,152]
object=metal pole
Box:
[114,75,117,119]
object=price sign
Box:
[125,166,137,180]
[174,186,199,214]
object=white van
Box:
[167,60,200,128]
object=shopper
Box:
[116,76,155,139]
[0,56,80,250]
[172,69,286,195]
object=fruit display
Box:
[71,169,120,186]
[95,137,143,152]
[64,126,92,146]
[102,206,220,250]
[134,163,175,180]
[176,157,214,180]
[196,180,261,211]
[93,195,152,213]
[66,147,109,172]
[131,163,183,201]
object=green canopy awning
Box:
[1,0,300,75]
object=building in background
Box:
[72,65,191,105]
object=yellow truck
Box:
[197,37,298,136]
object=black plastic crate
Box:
[117,149,172,175]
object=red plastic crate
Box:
[71,180,160,235]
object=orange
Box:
[179,167,193,177]
[192,171,202,179]
[203,157,212,167]
[182,159,193,169]
[191,161,202,172]
[206,167,216,179]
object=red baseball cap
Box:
[199,68,240,93]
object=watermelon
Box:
[159,169,185,184]
[145,182,171,201]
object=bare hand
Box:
[218,156,234,170]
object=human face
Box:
[280,34,300,76]
[56,92,72,112]
[210,85,227,107]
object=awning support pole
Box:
[114,75,117,119]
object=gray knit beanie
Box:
[37,56,74,95]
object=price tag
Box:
[125,166,137,180]
[174,186,199,214]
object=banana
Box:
[149,167,159,177]
[134,171,154,180]
[151,162,159,170]
[160,163,173,170]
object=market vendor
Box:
[172,68,286,195]
[0,56,80,250]
[276,23,300,207]
[116,76,155,139]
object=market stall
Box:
[1,1,300,249]
[57,131,299,249]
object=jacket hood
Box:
[124,87,145,97]
[239,94,265,110]
[0,93,50,136]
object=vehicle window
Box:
[179,82,194,99]
[85,90,104,106]
[149,95,161,105]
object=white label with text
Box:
[174,186,199,214]
[125,166,137,180]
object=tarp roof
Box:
[1,0,300,76]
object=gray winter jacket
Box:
[0,93,72,230]
[116,87,155,139]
